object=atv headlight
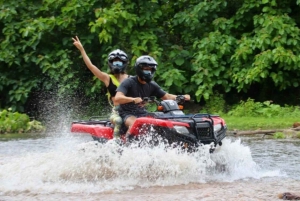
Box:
[174,125,190,135]
[214,124,222,132]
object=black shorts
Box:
[122,113,147,123]
[118,103,148,122]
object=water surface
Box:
[0,132,299,201]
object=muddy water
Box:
[0,133,299,201]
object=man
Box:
[72,36,130,138]
[114,55,190,132]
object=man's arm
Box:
[115,92,143,105]
[161,93,191,101]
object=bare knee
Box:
[125,116,137,130]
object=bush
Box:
[0,108,45,134]
[273,132,286,139]
[227,98,300,118]
[201,92,226,114]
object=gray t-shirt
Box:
[116,76,166,117]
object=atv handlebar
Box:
[141,96,159,104]
[175,95,185,105]
[142,95,186,105]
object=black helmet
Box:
[108,49,128,74]
[134,55,157,83]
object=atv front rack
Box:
[146,113,226,146]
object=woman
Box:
[72,36,130,139]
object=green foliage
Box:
[1,0,300,114]
[26,120,45,133]
[0,0,98,112]
[201,92,226,114]
[0,109,45,133]
[228,98,300,118]
[273,132,286,139]
[192,31,236,101]
[230,2,300,92]
[84,97,111,118]
[228,99,262,117]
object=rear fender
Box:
[71,123,113,139]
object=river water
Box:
[0,131,300,201]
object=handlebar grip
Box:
[176,95,186,104]
[142,97,150,102]
[142,96,156,102]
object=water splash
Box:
[207,138,283,181]
[0,134,285,195]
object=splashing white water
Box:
[0,134,283,194]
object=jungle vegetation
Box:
[1,0,300,119]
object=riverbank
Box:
[222,115,300,139]
[227,128,300,139]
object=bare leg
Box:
[125,116,137,132]
[109,109,123,138]
[124,116,137,139]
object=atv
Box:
[71,96,227,153]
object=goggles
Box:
[139,63,157,69]
[108,54,128,61]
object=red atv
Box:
[71,96,227,152]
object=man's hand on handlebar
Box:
[132,95,189,107]
[176,95,190,104]
[132,97,143,104]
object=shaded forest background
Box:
[1,0,300,121]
